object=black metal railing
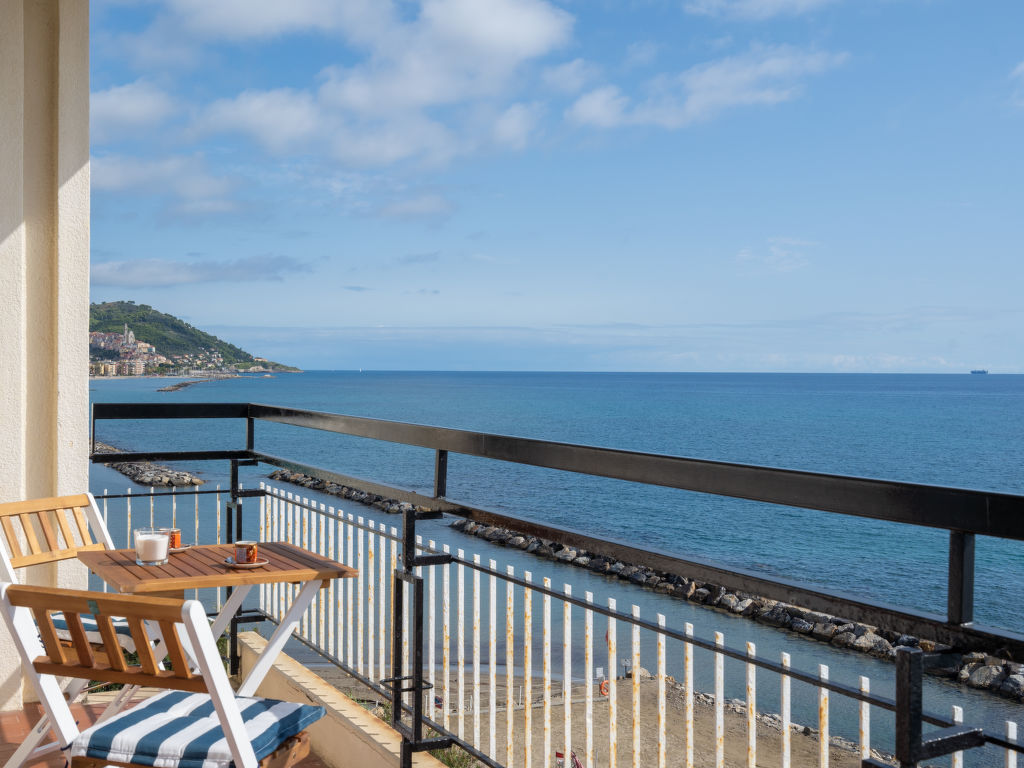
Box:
[90,401,1024,768]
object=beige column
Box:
[0,0,90,710]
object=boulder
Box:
[718,594,739,612]
[739,599,760,617]
[729,597,752,614]
[852,633,893,658]
[628,570,649,586]
[673,582,697,599]
[958,663,982,683]
[757,604,792,628]
[967,665,1007,691]
[791,618,814,634]
[525,540,541,554]
[811,623,837,641]
[707,586,726,606]
[831,631,857,648]
[608,562,625,575]
[692,588,710,603]
[508,536,526,549]
[619,565,639,580]
[555,548,577,562]
[573,556,591,567]
[998,674,1024,699]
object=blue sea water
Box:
[89,371,1024,631]
[89,371,1024,761]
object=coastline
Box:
[266,468,1024,707]
[93,441,204,487]
[318,668,885,767]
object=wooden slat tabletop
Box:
[78,542,356,596]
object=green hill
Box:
[89,301,299,371]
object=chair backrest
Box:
[0,493,115,580]
[0,582,260,768]
[2,584,203,691]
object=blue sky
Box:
[89,0,1024,372]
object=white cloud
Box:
[566,85,630,127]
[188,0,572,167]
[91,255,313,287]
[684,0,838,20]
[542,58,598,92]
[568,45,846,129]
[493,102,544,149]
[195,89,323,154]
[92,154,236,215]
[165,0,345,39]
[91,80,175,143]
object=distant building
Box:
[116,359,145,376]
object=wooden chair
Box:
[0,583,323,768]
[0,494,139,768]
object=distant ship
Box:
[970,369,988,374]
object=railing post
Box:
[385,507,453,768]
[434,449,448,499]
[894,648,923,768]
[864,647,983,768]
[948,531,975,625]
[228,458,241,674]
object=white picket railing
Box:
[96,485,1023,768]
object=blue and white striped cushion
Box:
[50,611,137,652]
[68,690,325,768]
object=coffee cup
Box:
[234,541,258,564]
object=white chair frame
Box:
[0,493,126,768]
[0,583,312,768]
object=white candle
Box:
[135,531,169,563]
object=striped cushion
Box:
[69,690,325,768]
[51,611,137,652]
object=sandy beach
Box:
[317,669,885,767]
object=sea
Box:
[88,371,1024,762]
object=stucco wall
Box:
[0,0,90,710]
[238,633,447,768]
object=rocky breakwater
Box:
[93,442,204,488]
[448,518,1024,704]
[266,469,434,516]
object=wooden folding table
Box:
[78,541,356,695]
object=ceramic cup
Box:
[234,540,258,564]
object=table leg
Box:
[236,580,320,697]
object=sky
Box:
[89,0,1024,373]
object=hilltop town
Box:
[89,301,299,376]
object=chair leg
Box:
[258,731,311,768]
[2,720,60,768]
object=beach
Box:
[316,669,879,767]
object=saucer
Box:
[169,545,192,553]
[224,556,269,570]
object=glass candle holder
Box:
[134,528,169,566]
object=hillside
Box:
[89,301,299,371]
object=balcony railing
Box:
[90,401,1024,768]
